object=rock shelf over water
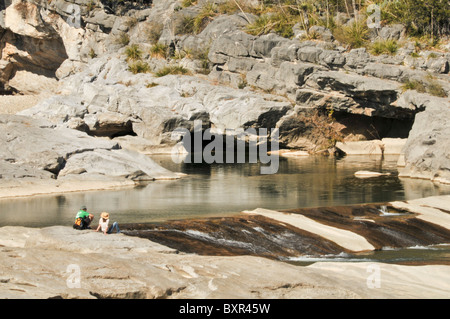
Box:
[0,114,182,199]
[1,195,449,299]
[123,195,450,259]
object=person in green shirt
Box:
[73,205,94,230]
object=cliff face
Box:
[1,0,70,93]
[1,0,449,183]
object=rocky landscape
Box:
[0,195,450,299]
[1,0,450,299]
[0,0,449,191]
[0,114,183,199]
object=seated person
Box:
[73,206,94,230]
[96,212,121,234]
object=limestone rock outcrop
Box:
[1,195,450,299]
[398,94,450,184]
[1,0,449,185]
[19,53,292,152]
[0,114,180,198]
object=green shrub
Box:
[246,15,272,36]
[427,81,447,97]
[115,33,130,46]
[150,43,168,59]
[240,0,343,38]
[181,0,197,7]
[193,2,218,34]
[88,48,97,59]
[175,16,195,35]
[384,39,398,54]
[246,13,297,38]
[155,65,190,77]
[216,0,262,15]
[125,44,142,61]
[306,30,320,40]
[216,0,243,14]
[401,80,426,93]
[227,0,450,41]
[86,0,96,12]
[172,50,187,60]
[370,39,398,55]
[333,21,369,49]
[190,47,210,72]
[145,22,164,44]
[146,82,159,88]
[376,0,449,39]
[401,79,447,97]
[371,41,385,55]
[270,13,296,38]
[124,17,138,29]
[238,78,247,89]
[128,60,150,74]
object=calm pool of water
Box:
[1,154,449,228]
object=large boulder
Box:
[378,24,406,40]
[251,33,288,58]
[0,0,127,94]
[0,114,179,183]
[0,60,14,93]
[3,0,58,39]
[398,95,450,184]
[208,30,256,64]
[343,48,372,70]
[8,70,59,94]
[305,70,407,118]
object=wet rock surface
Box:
[284,204,450,252]
[1,195,450,299]
[121,214,351,260]
[121,198,450,264]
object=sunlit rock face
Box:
[1,0,69,93]
[1,0,449,185]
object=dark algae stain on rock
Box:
[121,202,450,265]
[284,204,450,250]
[121,214,352,259]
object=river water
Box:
[2,154,450,264]
[1,154,449,228]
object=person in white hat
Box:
[95,212,121,235]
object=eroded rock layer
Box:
[122,196,450,263]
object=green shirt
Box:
[76,210,89,219]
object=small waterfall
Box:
[378,205,409,216]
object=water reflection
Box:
[1,155,449,227]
